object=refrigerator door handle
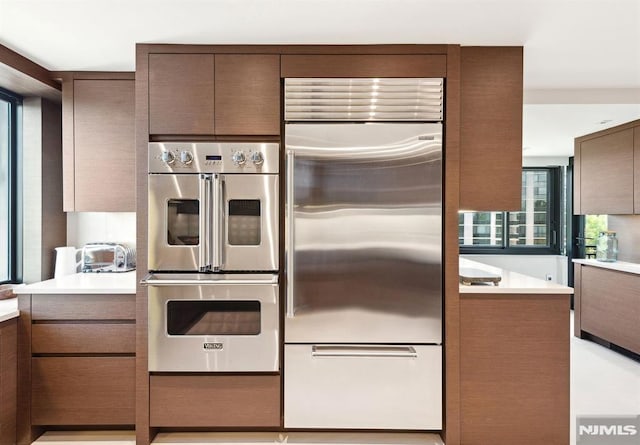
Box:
[198,174,212,272]
[286,150,295,318]
[311,345,418,358]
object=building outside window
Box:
[459,168,561,255]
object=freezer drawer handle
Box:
[311,345,418,358]
[140,274,278,286]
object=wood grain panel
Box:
[61,76,75,211]
[31,294,135,320]
[573,264,583,338]
[459,47,523,211]
[73,79,135,211]
[32,323,135,354]
[0,319,17,445]
[635,126,640,213]
[573,140,581,215]
[580,266,640,353]
[444,44,461,445]
[281,54,447,78]
[0,43,60,90]
[215,54,280,135]
[460,294,570,445]
[149,53,215,135]
[150,374,281,427]
[31,357,135,425]
[579,128,634,215]
[142,44,448,55]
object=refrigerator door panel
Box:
[285,123,442,344]
[284,344,442,429]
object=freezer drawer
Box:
[284,344,442,430]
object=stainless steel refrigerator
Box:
[284,118,443,429]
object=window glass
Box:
[0,99,9,282]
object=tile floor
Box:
[33,312,640,445]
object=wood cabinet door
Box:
[460,47,523,211]
[215,54,280,135]
[578,128,634,215]
[73,79,135,211]
[31,357,135,425]
[149,53,215,135]
[634,127,640,213]
[0,320,17,445]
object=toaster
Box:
[81,243,136,273]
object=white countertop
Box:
[459,258,573,294]
[0,298,19,322]
[573,258,640,275]
[13,271,137,294]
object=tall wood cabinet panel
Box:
[149,53,215,135]
[215,54,280,135]
[577,128,634,215]
[62,75,135,212]
[459,47,523,211]
[0,319,17,445]
[634,127,640,213]
[460,294,569,445]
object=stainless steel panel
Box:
[148,277,279,372]
[149,142,279,174]
[285,123,442,344]
[284,344,442,429]
[285,78,443,121]
[148,174,201,272]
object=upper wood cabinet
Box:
[62,74,135,212]
[574,120,640,215]
[148,53,280,136]
[459,47,523,211]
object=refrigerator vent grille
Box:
[285,78,444,122]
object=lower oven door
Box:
[147,274,279,372]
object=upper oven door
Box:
[220,174,279,272]
[149,174,207,272]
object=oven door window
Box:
[167,199,199,246]
[228,199,261,245]
[166,300,261,335]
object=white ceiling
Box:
[1,0,639,157]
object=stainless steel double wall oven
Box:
[146,142,279,372]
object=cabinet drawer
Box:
[32,323,135,354]
[31,294,135,320]
[284,344,442,429]
[150,374,280,427]
[31,357,135,425]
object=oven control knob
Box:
[161,151,175,164]
[232,151,246,165]
[250,151,264,165]
[180,150,193,165]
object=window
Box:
[459,168,561,254]
[0,89,21,283]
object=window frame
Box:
[0,88,22,284]
[459,167,562,255]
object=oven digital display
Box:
[205,155,222,161]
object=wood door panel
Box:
[150,374,281,427]
[31,357,135,425]
[31,294,135,320]
[281,54,447,78]
[460,294,569,445]
[149,53,215,135]
[459,47,523,211]
[579,128,634,215]
[32,323,135,354]
[0,319,17,445]
[215,54,280,135]
[73,79,135,211]
[580,266,640,353]
[634,127,640,213]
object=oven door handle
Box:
[212,174,223,271]
[199,174,213,272]
[286,149,295,318]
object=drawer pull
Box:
[311,345,417,358]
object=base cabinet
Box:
[0,319,17,445]
[460,294,569,445]
[149,375,281,427]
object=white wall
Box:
[66,212,136,248]
[461,254,569,285]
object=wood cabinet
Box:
[574,119,640,215]
[574,264,640,354]
[0,319,17,445]
[148,53,280,136]
[17,293,135,439]
[149,374,281,427]
[62,73,135,212]
[460,293,570,445]
[459,47,523,211]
